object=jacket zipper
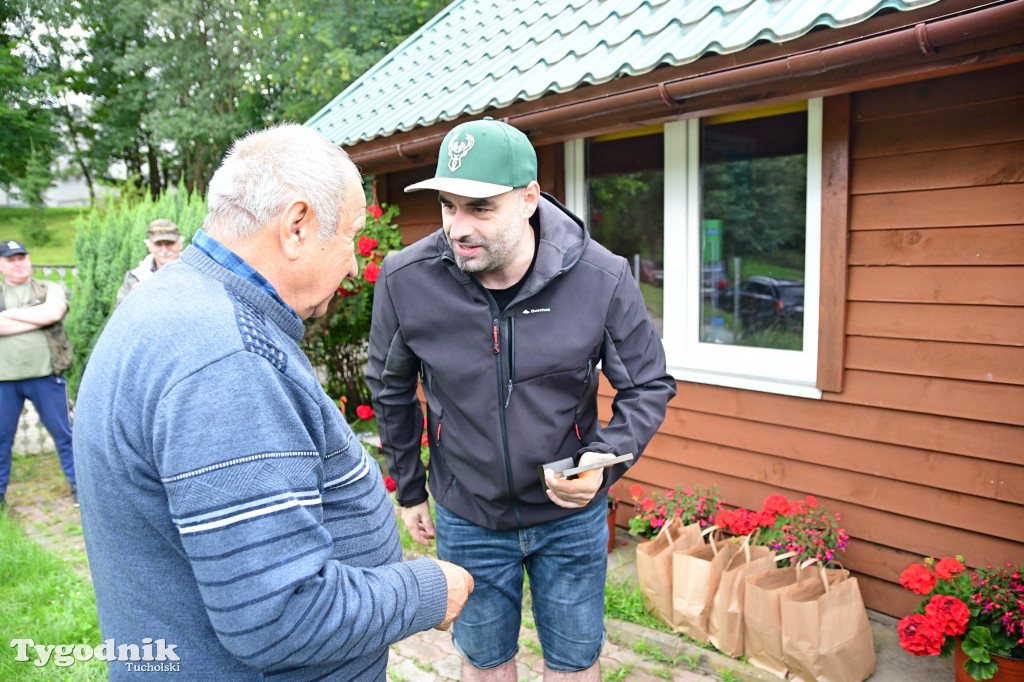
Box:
[504,316,515,408]
[492,312,522,528]
[575,358,593,442]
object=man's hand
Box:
[400,501,436,546]
[434,560,474,631]
[544,451,615,509]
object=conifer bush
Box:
[65,183,205,398]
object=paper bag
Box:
[780,567,876,682]
[671,533,738,643]
[744,564,807,677]
[707,539,777,657]
[635,518,701,627]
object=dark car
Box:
[738,276,804,329]
[638,258,664,287]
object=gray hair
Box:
[202,123,357,242]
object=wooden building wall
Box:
[374,61,1023,618]
[615,61,1024,617]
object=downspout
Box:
[349,0,1023,167]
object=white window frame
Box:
[566,99,824,399]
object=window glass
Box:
[699,109,808,350]
[586,131,664,334]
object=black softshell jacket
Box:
[366,194,677,530]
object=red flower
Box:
[900,564,937,595]
[898,613,946,656]
[629,484,645,498]
[805,495,819,508]
[336,284,361,297]
[368,204,383,219]
[383,475,397,492]
[641,498,655,512]
[421,433,428,446]
[358,236,378,257]
[925,594,970,636]
[935,557,966,580]
[355,404,374,420]
[730,508,760,535]
[762,494,791,516]
[363,261,381,283]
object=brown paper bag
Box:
[635,518,702,627]
[671,531,739,643]
[707,538,777,657]
[743,563,807,677]
[780,566,876,682]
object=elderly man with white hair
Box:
[74,123,473,681]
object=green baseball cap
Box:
[405,117,537,198]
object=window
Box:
[566,100,823,398]
[584,128,664,335]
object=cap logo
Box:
[447,133,475,172]
[6,241,17,249]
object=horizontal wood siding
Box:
[616,62,1024,617]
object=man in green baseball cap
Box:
[369,118,675,681]
[405,116,538,199]
[405,117,541,282]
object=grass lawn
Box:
[0,207,90,264]
[0,513,105,681]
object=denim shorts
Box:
[435,500,608,672]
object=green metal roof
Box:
[306,0,943,147]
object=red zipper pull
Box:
[493,324,499,354]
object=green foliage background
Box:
[64,185,206,398]
[2,0,452,200]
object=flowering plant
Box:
[757,494,849,566]
[897,557,1024,679]
[626,484,724,540]
[607,489,620,515]
[708,494,848,565]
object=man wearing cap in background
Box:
[367,118,676,680]
[0,240,76,509]
[114,218,184,306]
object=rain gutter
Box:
[349,0,1023,169]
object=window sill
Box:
[668,366,823,400]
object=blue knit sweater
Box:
[74,245,447,680]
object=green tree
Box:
[260,0,453,123]
[11,0,452,200]
[9,140,55,241]
[0,0,61,190]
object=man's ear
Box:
[279,200,313,261]
[522,181,541,219]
